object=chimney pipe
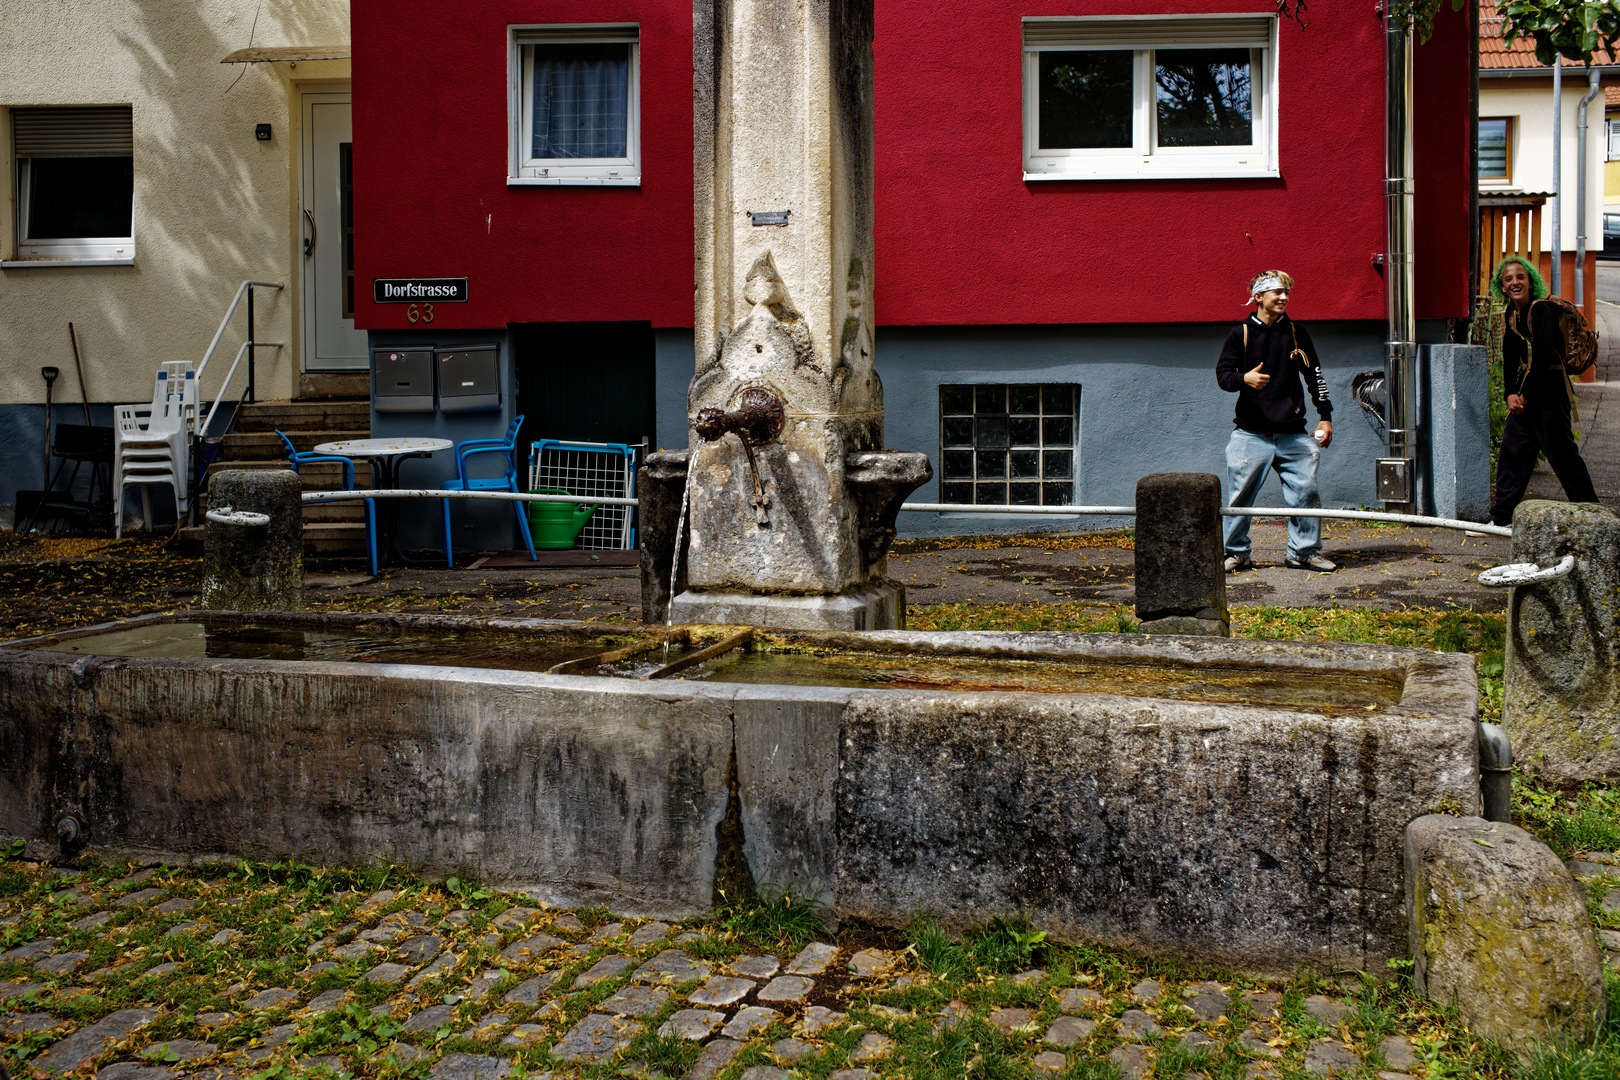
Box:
[1378,7,1419,513]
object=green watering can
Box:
[527,488,596,549]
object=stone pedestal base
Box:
[1139,613,1228,637]
[669,581,904,631]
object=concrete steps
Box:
[194,375,374,561]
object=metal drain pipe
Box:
[1576,68,1602,308]
[1377,6,1419,514]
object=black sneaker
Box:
[1285,553,1337,573]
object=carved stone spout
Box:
[693,386,785,446]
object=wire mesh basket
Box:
[528,439,637,550]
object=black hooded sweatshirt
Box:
[1215,313,1333,435]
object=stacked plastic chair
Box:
[440,414,538,565]
[275,431,379,577]
[113,361,196,536]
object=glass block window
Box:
[939,384,1077,506]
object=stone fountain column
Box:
[660,0,929,631]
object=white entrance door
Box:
[301,90,368,370]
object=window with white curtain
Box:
[510,25,639,185]
[1023,16,1277,181]
[11,105,134,263]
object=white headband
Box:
[1247,275,1288,302]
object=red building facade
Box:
[350,1,1479,548]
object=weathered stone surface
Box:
[194,1012,233,1030]
[829,634,1478,974]
[827,1072,870,1080]
[496,933,559,965]
[430,1054,511,1080]
[1379,1036,1416,1072]
[3,1013,62,1035]
[660,1009,727,1040]
[1304,1041,1362,1076]
[573,958,628,990]
[365,962,411,984]
[1011,968,1046,985]
[740,1068,788,1080]
[772,1038,815,1061]
[786,942,838,975]
[97,1067,173,1080]
[36,1008,161,1074]
[402,1005,456,1034]
[1033,1051,1067,1076]
[689,975,754,1005]
[503,970,564,1005]
[73,912,113,931]
[1240,1023,1284,1057]
[407,952,459,989]
[1117,1010,1163,1039]
[36,952,88,974]
[629,921,672,947]
[733,954,781,979]
[1244,991,1280,1016]
[202,470,304,611]
[1502,502,1620,782]
[331,941,381,961]
[306,989,348,1014]
[1044,1015,1094,1046]
[117,890,163,907]
[599,984,669,1017]
[722,1006,781,1040]
[689,1038,744,1080]
[553,1014,635,1061]
[1180,1031,1217,1050]
[589,921,624,941]
[1407,815,1605,1045]
[246,988,299,1010]
[1110,1044,1154,1080]
[501,1024,545,1047]
[1135,473,1228,633]
[141,1039,216,1061]
[152,898,192,915]
[1187,982,1229,1021]
[238,1024,295,1062]
[396,935,443,965]
[1130,979,1162,1003]
[632,948,710,985]
[758,975,813,1003]
[987,1007,1034,1033]
[1058,988,1102,1012]
[1303,996,1349,1027]
[490,906,538,931]
[850,1033,894,1061]
[801,1005,846,1034]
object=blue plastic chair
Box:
[440,414,538,565]
[275,430,379,576]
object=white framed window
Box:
[1608,117,1620,162]
[508,24,640,186]
[10,106,134,264]
[1478,116,1514,185]
[1022,16,1277,181]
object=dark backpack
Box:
[1532,297,1599,376]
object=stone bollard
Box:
[201,470,304,611]
[1405,814,1605,1047]
[1501,500,1620,783]
[1134,473,1228,636]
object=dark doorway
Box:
[512,321,656,466]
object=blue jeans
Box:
[1223,429,1322,560]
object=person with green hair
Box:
[1487,255,1595,527]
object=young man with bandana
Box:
[1216,270,1336,573]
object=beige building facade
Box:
[0,0,350,517]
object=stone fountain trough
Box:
[0,611,1478,974]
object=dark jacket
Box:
[1503,300,1570,408]
[1216,313,1332,434]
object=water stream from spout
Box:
[664,448,701,655]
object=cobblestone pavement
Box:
[0,860,1536,1080]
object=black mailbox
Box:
[372,347,435,412]
[436,344,500,412]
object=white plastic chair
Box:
[114,362,196,535]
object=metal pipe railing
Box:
[199,338,286,439]
[195,279,285,392]
[299,489,1511,536]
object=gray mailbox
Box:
[372,347,435,412]
[436,344,500,413]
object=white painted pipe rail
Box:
[1477,554,1575,588]
[194,279,285,391]
[199,337,286,438]
[299,489,1510,536]
[205,506,271,527]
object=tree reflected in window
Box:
[1155,48,1252,147]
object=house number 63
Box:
[407,303,435,324]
